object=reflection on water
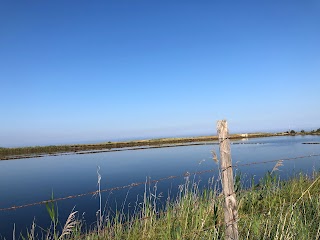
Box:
[0,135,319,239]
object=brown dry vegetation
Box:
[0,132,317,161]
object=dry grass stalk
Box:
[59,209,78,239]
[211,150,218,163]
[13,223,16,240]
[29,220,36,240]
[271,159,283,174]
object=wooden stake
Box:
[217,120,239,240]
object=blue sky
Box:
[1,0,319,147]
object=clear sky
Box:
[1,0,319,147]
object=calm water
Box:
[0,135,320,239]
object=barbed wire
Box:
[0,153,319,212]
[0,169,215,212]
[234,154,320,168]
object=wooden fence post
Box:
[217,120,239,240]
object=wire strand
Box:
[0,153,319,212]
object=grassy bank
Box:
[17,170,320,240]
[0,132,310,161]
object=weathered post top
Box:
[217,120,229,140]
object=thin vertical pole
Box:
[217,120,239,240]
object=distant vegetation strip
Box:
[1,130,319,161]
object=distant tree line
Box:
[285,128,320,135]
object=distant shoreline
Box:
[1,132,319,161]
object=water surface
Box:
[0,135,319,239]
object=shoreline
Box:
[0,132,318,161]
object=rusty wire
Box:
[234,154,320,168]
[0,153,319,212]
[0,169,215,212]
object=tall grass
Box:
[14,170,320,239]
